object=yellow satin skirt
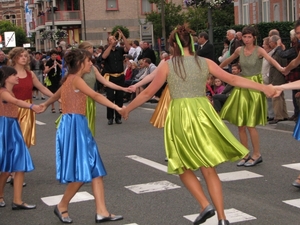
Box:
[18,99,36,148]
[150,85,171,128]
[55,96,96,136]
[220,74,267,127]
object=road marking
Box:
[41,191,94,206]
[126,155,168,173]
[283,199,300,208]
[125,180,180,194]
[218,170,263,182]
[36,120,46,125]
[184,208,256,224]
[124,224,139,225]
[282,163,300,171]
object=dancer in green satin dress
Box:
[219,26,284,167]
[120,24,277,225]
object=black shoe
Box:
[108,119,113,125]
[54,205,73,223]
[12,202,36,210]
[219,219,230,225]
[244,156,263,167]
[267,117,274,122]
[269,119,286,124]
[95,213,123,223]
[115,119,122,124]
[292,178,300,188]
[193,204,215,225]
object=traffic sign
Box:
[4,31,16,47]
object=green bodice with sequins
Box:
[167,56,209,99]
[239,46,263,76]
[83,66,96,89]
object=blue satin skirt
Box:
[293,116,300,140]
[56,114,106,183]
[0,116,34,172]
[164,97,249,175]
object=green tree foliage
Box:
[146,1,234,39]
[111,25,130,39]
[146,0,185,39]
[0,21,29,47]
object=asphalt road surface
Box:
[0,93,299,225]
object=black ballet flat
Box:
[54,205,73,223]
[12,202,36,210]
[193,204,215,225]
[95,213,123,223]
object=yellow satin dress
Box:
[149,84,170,128]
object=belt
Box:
[103,73,123,81]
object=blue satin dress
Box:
[293,116,300,140]
[56,75,106,183]
[0,88,34,172]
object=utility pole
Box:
[50,0,56,48]
[161,0,166,52]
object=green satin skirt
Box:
[164,97,249,175]
[55,97,96,137]
[220,74,266,127]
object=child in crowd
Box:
[214,78,225,94]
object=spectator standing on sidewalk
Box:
[101,29,131,125]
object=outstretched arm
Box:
[121,61,168,119]
[73,76,121,112]
[284,52,300,73]
[32,71,54,97]
[219,47,240,68]
[258,47,284,73]
[93,66,128,92]
[207,59,276,97]
[1,91,42,113]
[129,61,165,92]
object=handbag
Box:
[44,76,51,86]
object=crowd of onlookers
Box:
[1,26,300,121]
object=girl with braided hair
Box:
[120,24,276,225]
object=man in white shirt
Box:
[133,40,142,62]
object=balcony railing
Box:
[35,11,81,29]
[45,11,81,23]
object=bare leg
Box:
[200,167,226,220]
[179,169,210,210]
[57,182,83,217]
[13,172,25,204]
[247,127,260,160]
[0,172,10,198]
[92,176,110,216]
[238,126,248,149]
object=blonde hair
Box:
[78,41,93,50]
[8,47,30,70]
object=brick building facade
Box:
[234,0,299,25]
[0,0,25,29]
